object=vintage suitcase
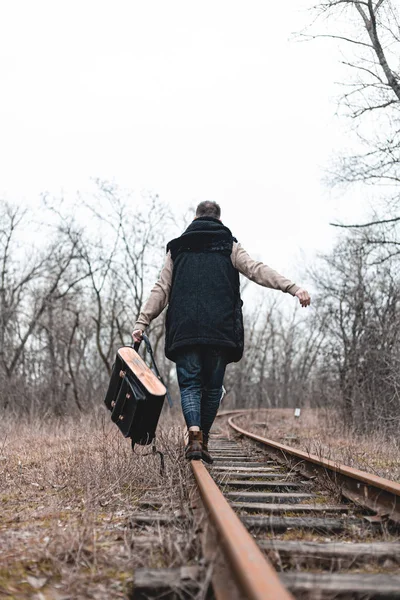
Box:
[104,336,168,446]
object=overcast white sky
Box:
[0,1,372,285]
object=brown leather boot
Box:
[202,434,213,464]
[185,430,203,461]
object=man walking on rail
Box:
[132,201,311,463]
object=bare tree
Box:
[0,205,84,368]
[311,235,400,433]
[47,181,173,378]
[304,1,400,253]
[224,297,325,410]
[0,184,178,417]
[0,199,98,414]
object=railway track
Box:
[132,411,400,599]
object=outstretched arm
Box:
[232,243,311,307]
[132,252,173,342]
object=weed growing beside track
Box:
[235,409,400,483]
[0,413,202,599]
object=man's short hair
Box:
[196,201,221,219]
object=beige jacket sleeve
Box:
[134,252,173,331]
[134,243,299,330]
[231,242,300,295]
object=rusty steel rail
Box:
[190,459,294,600]
[228,415,400,523]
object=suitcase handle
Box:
[133,334,173,408]
[133,330,144,352]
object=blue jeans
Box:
[175,346,228,437]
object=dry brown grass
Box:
[234,409,400,483]
[0,410,202,599]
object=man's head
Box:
[195,201,221,220]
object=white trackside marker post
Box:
[294,408,301,418]
[220,385,227,403]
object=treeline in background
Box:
[1,0,399,438]
[1,182,399,438]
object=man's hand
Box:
[132,329,144,344]
[295,288,311,308]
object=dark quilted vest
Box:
[165,217,244,363]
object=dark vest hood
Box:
[167,217,236,260]
[165,217,244,363]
